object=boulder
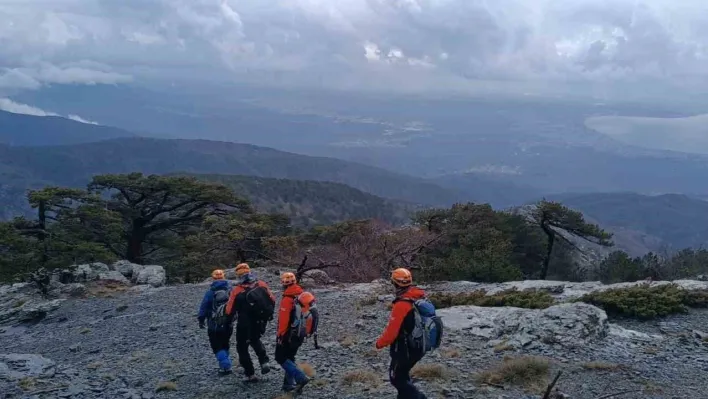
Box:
[72,263,110,282]
[302,269,335,284]
[135,265,166,287]
[98,270,130,285]
[0,354,57,380]
[437,302,609,349]
[48,282,87,298]
[112,260,142,279]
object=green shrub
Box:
[579,284,692,320]
[430,288,555,310]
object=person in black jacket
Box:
[225,263,276,382]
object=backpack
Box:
[244,282,275,322]
[288,292,320,346]
[402,298,443,358]
[210,286,232,330]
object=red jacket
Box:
[375,286,426,349]
[277,284,304,338]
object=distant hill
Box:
[546,192,708,255]
[433,173,542,209]
[185,174,416,227]
[0,137,470,219]
[0,110,136,146]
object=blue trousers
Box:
[208,328,233,370]
[275,342,306,387]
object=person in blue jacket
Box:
[198,269,234,375]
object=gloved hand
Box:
[198,319,205,329]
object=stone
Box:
[113,261,142,279]
[437,302,608,348]
[98,270,130,285]
[135,266,166,287]
[0,354,56,380]
[73,263,110,282]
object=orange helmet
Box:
[235,263,250,276]
[298,291,315,306]
[281,272,297,286]
[211,269,225,280]
[391,268,412,287]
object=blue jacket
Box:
[198,280,233,331]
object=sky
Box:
[0,0,707,108]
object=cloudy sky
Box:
[0,0,707,101]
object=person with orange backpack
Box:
[197,269,235,375]
[225,263,276,382]
[375,268,443,399]
[275,272,318,393]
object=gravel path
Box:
[2,273,708,398]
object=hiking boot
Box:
[294,376,310,393]
[282,384,296,392]
[260,363,271,375]
[218,368,233,376]
[243,375,259,383]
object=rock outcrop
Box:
[134,265,166,287]
[434,278,708,301]
[438,302,609,349]
[0,283,65,326]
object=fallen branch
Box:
[542,371,563,399]
[595,390,643,399]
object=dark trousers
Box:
[235,323,269,377]
[208,328,233,354]
[389,357,425,399]
[275,341,305,387]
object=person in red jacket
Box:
[275,272,310,393]
[375,268,428,399]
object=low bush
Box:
[476,356,550,392]
[430,288,555,309]
[578,284,708,319]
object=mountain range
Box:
[3,107,708,256]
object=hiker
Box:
[375,268,443,399]
[225,263,276,382]
[197,269,235,375]
[275,272,317,393]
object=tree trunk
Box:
[126,234,143,264]
[540,224,555,280]
[37,200,48,265]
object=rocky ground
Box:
[2,267,708,399]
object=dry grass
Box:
[310,379,328,389]
[441,348,461,358]
[643,346,659,355]
[410,363,454,381]
[493,341,514,353]
[18,377,36,391]
[356,295,380,309]
[476,356,551,392]
[86,361,105,370]
[12,299,26,308]
[86,281,130,298]
[338,335,358,348]
[79,328,91,335]
[155,381,177,392]
[298,362,316,378]
[581,361,626,371]
[341,369,381,387]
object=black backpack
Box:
[210,286,232,329]
[244,282,275,322]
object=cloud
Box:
[0,98,99,124]
[0,0,706,95]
